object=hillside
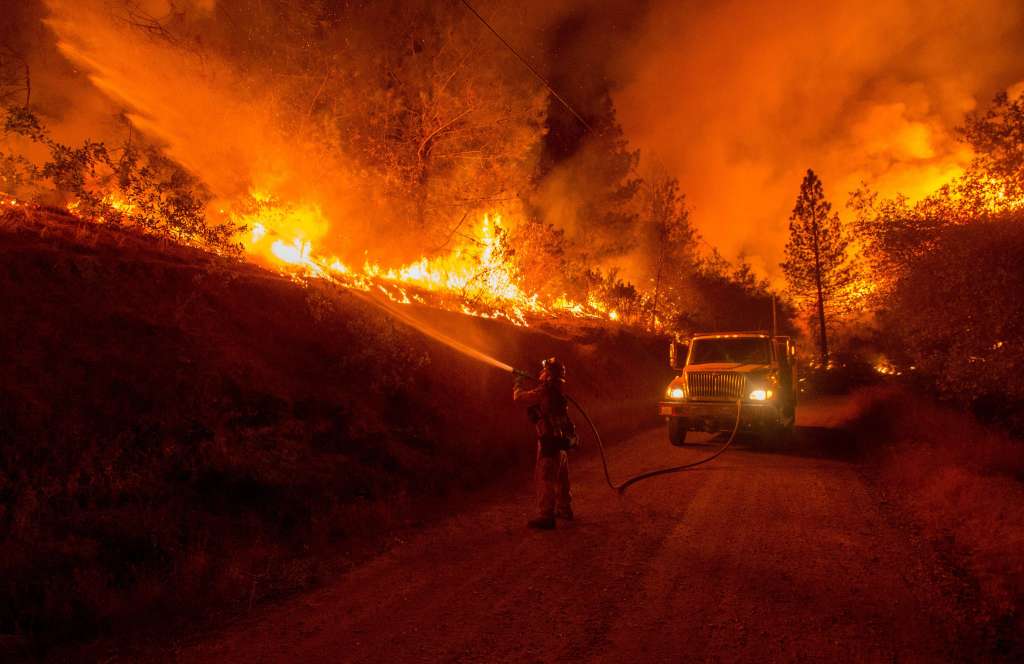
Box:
[0,207,671,651]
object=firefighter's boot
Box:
[527,516,556,529]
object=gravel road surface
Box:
[174,397,979,663]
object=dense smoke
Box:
[40,0,357,252]
[7,0,1024,280]
[32,0,555,263]
[610,0,1024,278]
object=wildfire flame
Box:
[978,176,1024,213]
[874,357,901,376]
[228,191,613,326]
[1,196,28,208]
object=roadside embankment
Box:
[845,385,1024,658]
[0,209,671,652]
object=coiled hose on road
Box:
[566,395,743,492]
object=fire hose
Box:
[345,289,741,493]
[515,369,742,493]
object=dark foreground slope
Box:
[0,209,670,651]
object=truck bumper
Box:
[658,400,782,432]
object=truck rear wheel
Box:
[668,417,688,446]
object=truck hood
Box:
[684,362,771,374]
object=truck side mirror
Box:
[669,342,688,370]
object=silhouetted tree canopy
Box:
[961,91,1024,201]
[881,217,1024,425]
[847,92,1024,425]
[782,169,856,363]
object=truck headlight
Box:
[666,386,686,399]
[748,388,773,401]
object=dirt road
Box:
[173,396,980,662]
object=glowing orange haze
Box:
[612,0,1024,281]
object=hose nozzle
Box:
[512,367,538,381]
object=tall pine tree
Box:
[781,169,856,364]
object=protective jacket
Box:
[514,379,575,456]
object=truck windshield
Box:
[689,338,770,365]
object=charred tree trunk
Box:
[810,209,829,365]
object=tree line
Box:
[780,92,1024,429]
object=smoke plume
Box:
[611,0,1024,279]
[12,0,1024,281]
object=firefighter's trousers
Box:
[535,444,571,518]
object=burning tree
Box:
[781,169,857,364]
[0,0,793,333]
[961,91,1024,203]
[320,0,549,251]
[508,217,569,300]
[851,92,1024,301]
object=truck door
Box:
[774,338,796,409]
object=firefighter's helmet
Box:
[540,357,566,382]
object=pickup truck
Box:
[658,333,797,445]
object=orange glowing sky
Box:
[608,0,1024,278]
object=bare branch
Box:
[417,107,473,161]
[120,2,181,45]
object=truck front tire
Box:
[668,417,688,446]
[767,417,795,447]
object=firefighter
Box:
[514,357,576,530]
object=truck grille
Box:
[686,372,747,401]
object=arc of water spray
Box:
[348,288,519,375]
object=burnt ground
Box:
[144,397,994,663]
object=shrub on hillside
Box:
[878,217,1024,430]
[2,106,241,252]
